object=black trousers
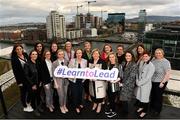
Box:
[138,102,149,112]
[83,79,90,96]
[150,82,167,113]
[28,85,41,110]
[19,84,29,107]
[71,80,83,108]
[107,84,117,111]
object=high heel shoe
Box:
[48,107,54,112]
[96,104,102,113]
[137,108,143,113]
[139,112,147,119]
[60,107,66,114]
[92,103,97,111]
[75,108,81,114]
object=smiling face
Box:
[76,49,83,59]
[143,54,150,62]
[104,45,111,53]
[125,52,132,62]
[51,43,58,52]
[65,42,72,52]
[117,46,124,55]
[15,46,23,56]
[92,51,100,61]
[57,51,64,60]
[84,42,91,52]
[155,49,164,59]
[30,51,38,61]
[109,54,116,64]
[45,51,51,60]
[137,46,144,55]
[36,43,43,53]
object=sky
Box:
[0,0,180,25]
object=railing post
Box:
[0,86,8,116]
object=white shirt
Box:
[58,59,64,66]
[45,59,52,77]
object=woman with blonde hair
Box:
[150,48,171,116]
[89,48,107,113]
[52,49,69,114]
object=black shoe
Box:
[34,110,41,116]
[38,107,44,113]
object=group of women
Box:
[11,41,171,118]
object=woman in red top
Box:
[101,43,112,62]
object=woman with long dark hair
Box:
[120,51,137,114]
[11,44,33,112]
[50,42,58,62]
[24,50,41,116]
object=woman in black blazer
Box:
[40,50,54,112]
[24,50,40,116]
[11,44,33,112]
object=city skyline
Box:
[0,0,180,25]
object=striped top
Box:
[151,58,171,82]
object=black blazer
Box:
[11,53,29,85]
[40,60,52,85]
[82,51,91,67]
[24,60,38,87]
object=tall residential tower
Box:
[46,11,66,41]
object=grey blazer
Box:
[52,59,69,86]
[68,58,87,83]
[64,50,75,62]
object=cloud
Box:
[0,0,180,25]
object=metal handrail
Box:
[0,75,15,118]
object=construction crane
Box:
[101,10,107,20]
[77,5,83,15]
[85,1,96,14]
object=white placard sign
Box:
[54,66,119,81]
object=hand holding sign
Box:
[54,66,119,81]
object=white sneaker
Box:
[23,107,33,112]
[23,107,29,112]
[107,112,117,118]
[23,104,34,112]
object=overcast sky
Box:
[0,0,180,25]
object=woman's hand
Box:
[159,82,164,88]
[32,85,37,90]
